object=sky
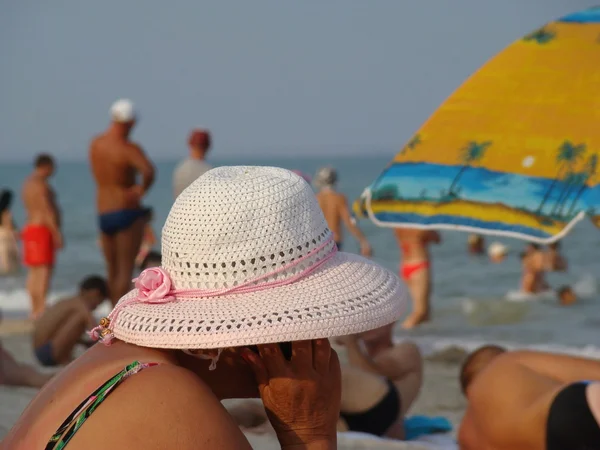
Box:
[1,0,597,162]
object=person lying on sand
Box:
[32,275,107,366]
[229,334,423,440]
[458,345,600,450]
[335,334,423,439]
[0,342,53,388]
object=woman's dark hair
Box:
[0,190,13,213]
[0,190,13,226]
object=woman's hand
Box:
[242,340,341,449]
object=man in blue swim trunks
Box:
[89,99,155,305]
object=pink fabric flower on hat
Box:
[134,267,173,302]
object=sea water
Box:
[0,155,598,358]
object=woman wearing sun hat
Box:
[3,167,408,449]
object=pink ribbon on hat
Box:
[90,236,338,345]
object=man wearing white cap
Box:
[89,99,155,306]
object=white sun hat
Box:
[110,99,136,123]
[91,166,408,349]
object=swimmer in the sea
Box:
[467,234,485,255]
[89,99,155,306]
[487,242,508,263]
[520,244,548,294]
[557,285,576,306]
[545,241,567,272]
[314,167,371,256]
[459,345,600,449]
[395,228,441,329]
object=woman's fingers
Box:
[313,339,332,374]
[241,349,269,392]
[291,340,313,370]
[257,343,287,376]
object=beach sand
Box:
[0,321,466,449]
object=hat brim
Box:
[112,252,408,349]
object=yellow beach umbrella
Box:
[355,7,600,243]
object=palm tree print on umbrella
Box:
[447,141,492,197]
[536,141,586,215]
[523,27,556,44]
[566,154,598,217]
[401,134,422,154]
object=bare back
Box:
[32,297,88,347]
[3,343,252,450]
[21,175,59,227]
[316,189,346,243]
[340,366,389,413]
[461,356,563,449]
[89,133,151,213]
[394,229,438,263]
[521,252,547,293]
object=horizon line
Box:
[0,147,399,164]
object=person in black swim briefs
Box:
[223,333,423,440]
[89,99,155,306]
[458,345,600,450]
[334,334,423,439]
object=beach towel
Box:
[404,415,453,441]
[339,431,457,449]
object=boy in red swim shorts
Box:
[22,225,55,267]
[21,154,63,318]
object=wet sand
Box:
[0,321,465,449]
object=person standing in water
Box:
[395,228,441,329]
[0,190,20,275]
[545,241,567,272]
[173,128,213,198]
[135,211,157,269]
[21,154,63,318]
[314,167,372,256]
[89,99,155,306]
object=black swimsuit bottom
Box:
[546,382,600,450]
[340,379,400,437]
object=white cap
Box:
[110,99,136,123]
[488,242,508,258]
